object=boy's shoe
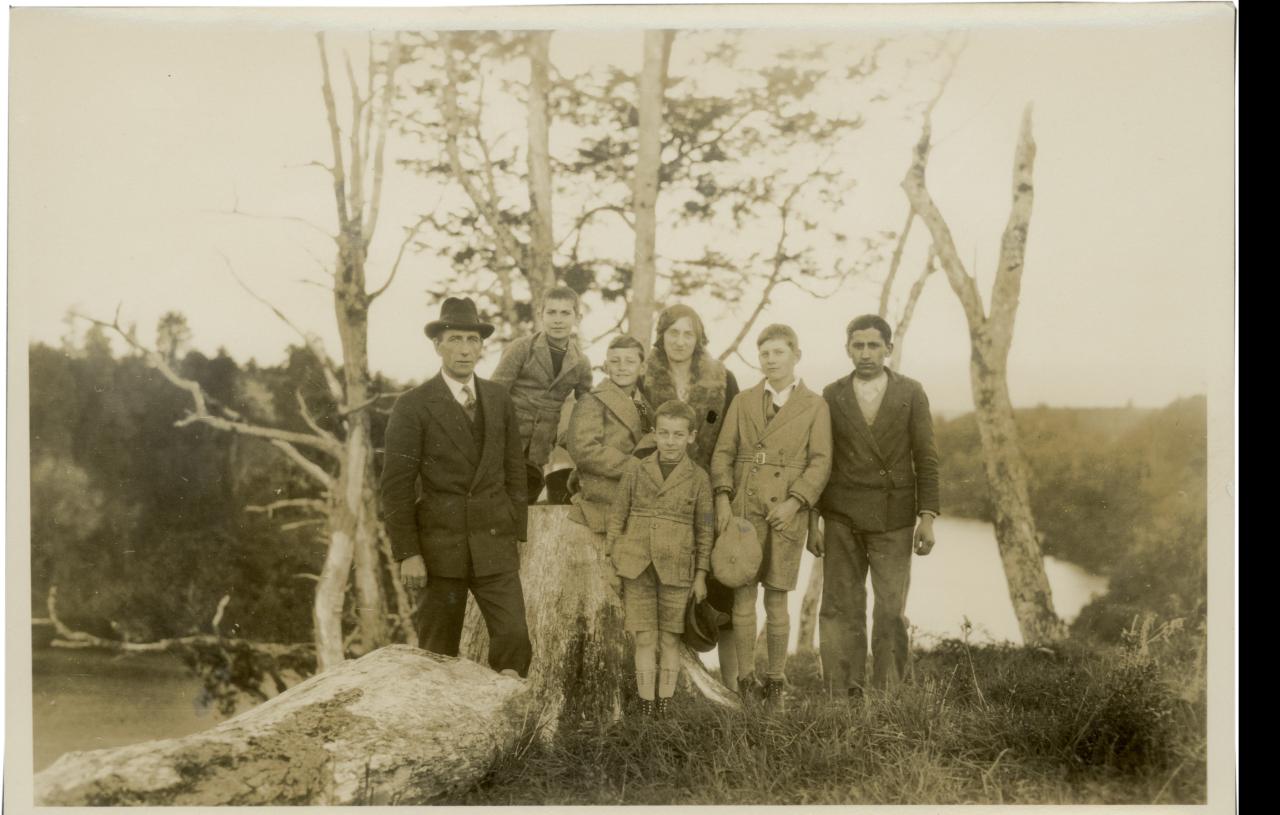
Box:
[847,685,864,707]
[763,678,786,711]
[635,699,655,719]
[654,697,672,719]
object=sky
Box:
[9,4,1235,415]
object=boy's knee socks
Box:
[657,668,679,698]
[635,669,656,700]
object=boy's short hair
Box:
[654,399,697,431]
[541,285,582,315]
[845,314,893,345]
[756,323,800,353]
[607,334,646,360]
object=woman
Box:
[640,304,743,691]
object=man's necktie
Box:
[765,393,780,423]
[461,384,477,422]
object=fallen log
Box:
[460,505,739,738]
[34,645,530,806]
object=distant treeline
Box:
[935,398,1207,638]
[29,331,1206,645]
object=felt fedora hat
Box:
[711,516,762,589]
[682,597,730,653]
[424,297,496,340]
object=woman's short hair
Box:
[845,314,893,345]
[607,334,646,360]
[654,399,697,430]
[653,304,708,358]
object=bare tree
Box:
[901,101,1066,645]
[627,30,674,342]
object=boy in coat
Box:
[380,297,532,676]
[566,335,655,533]
[491,286,594,503]
[815,314,939,698]
[711,324,833,705]
[606,400,715,718]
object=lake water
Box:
[30,518,1106,771]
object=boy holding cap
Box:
[711,324,832,707]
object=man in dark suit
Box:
[814,314,940,697]
[380,297,532,677]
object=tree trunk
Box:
[460,506,737,739]
[970,346,1066,644]
[34,646,530,806]
[796,557,822,653]
[901,103,1065,645]
[526,31,555,308]
[627,30,673,343]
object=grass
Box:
[440,615,1206,806]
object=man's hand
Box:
[398,555,428,591]
[715,493,733,535]
[913,515,936,556]
[692,571,708,603]
[767,496,803,532]
[806,512,825,557]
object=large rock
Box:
[34,645,530,806]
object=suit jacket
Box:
[711,381,832,587]
[491,331,593,469]
[379,373,528,578]
[606,453,714,588]
[565,379,654,533]
[819,369,940,533]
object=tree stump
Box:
[34,646,530,806]
[460,505,738,737]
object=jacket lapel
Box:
[642,454,665,493]
[870,369,907,440]
[531,333,555,383]
[594,380,644,441]
[470,378,500,490]
[655,455,693,496]
[547,336,582,390]
[426,375,479,466]
[741,381,767,441]
[834,373,887,465]
[761,381,811,440]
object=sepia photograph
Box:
[6,2,1236,810]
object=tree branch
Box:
[296,389,338,445]
[988,104,1036,348]
[246,498,329,517]
[316,33,351,235]
[271,439,336,489]
[367,213,431,303]
[878,208,915,319]
[890,248,937,370]
[218,253,344,402]
[364,34,403,245]
[45,585,312,660]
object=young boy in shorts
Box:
[606,400,715,718]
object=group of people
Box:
[379,286,940,718]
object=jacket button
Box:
[756,442,764,449]
[747,489,756,496]
[879,470,887,475]
[770,496,777,503]
[490,528,497,535]
[751,466,759,473]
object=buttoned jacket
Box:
[606,453,714,588]
[565,379,654,533]
[819,369,940,532]
[711,380,833,540]
[491,332,593,469]
[379,374,528,578]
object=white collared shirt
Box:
[851,370,888,404]
[764,378,800,408]
[442,372,478,407]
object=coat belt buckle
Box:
[752,452,768,465]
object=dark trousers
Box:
[818,520,914,691]
[416,569,532,677]
[525,463,545,505]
